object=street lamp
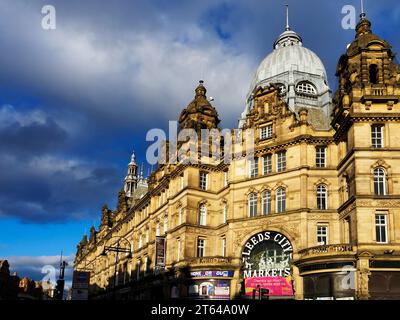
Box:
[100,236,132,300]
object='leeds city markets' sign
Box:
[241,231,294,296]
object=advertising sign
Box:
[245,276,293,296]
[155,236,166,267]
[241,231,294,297]
[190,270,234,278]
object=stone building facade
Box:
[74,11,400,300]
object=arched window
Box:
[317,185,328,210]
[374,168,387,195]
[248,193,258,217]
[369,64,378,84]
[199,203,207,226]
[276,188,286,213]
[262,191,271,215]
[296,81,317,95]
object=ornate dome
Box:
[239,6,332,129]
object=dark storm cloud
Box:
[0,0,398,224]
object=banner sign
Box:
[188,280,230,300]
[190,270,234,278]
[241,231,294,297]
[155,236,166,267]
[245,276,293,296]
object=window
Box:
[155,222,160,236]
[249,157,259,178]
[197,238,205,257]
[260,124,273,140]
[145,229,149,243]
[369,64,378,84]
[276,188,286,213]
[375,214,388,243]
[223,203,228,224]
[296,81,317,95]
[136,260,141,280]
[317,225,328,245]
[371,125,384,148]
[138,234,143,249]
[221,237,226,257]
[277,151,286,172]
[317,185,328,210]
[199,203,207,226]
[263,154,272,174]
[199,172,208,190]
[177,238,181,261]
[316,146,327,168]
[374,168,387,195]
[248,193,258,217]
[262,191,271,215]
[164,216,168,233]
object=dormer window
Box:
[296,81,317,95]
[369,64,378,84]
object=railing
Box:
[364,86,387,96]
[298,244,354,257]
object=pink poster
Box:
[245,276,293,296]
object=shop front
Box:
[187,270,234,300]
[241,231,295,299]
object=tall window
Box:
[263,154,272,174]
[260,124,273,140]
[138,234,143,249]
[197,238,205,257]
[375,214,388,243]
[371,125,384,148]
[277,151,286,172]
[135,260,141,280]
[164,215,168,233]
[223,203,228,224]
[155,222,160,236]
[145,228,149,243]
[317,225,328,245]
[199,204,207,226]
[248,193,258,217]
[276,188,286,213]
[262,191,271,215]
[316,146,327,168]
[249,157,259,178]
[177,238,181,261]
[221,237,226,257]
[369,64,378,84]
[374,168,387,195]
[317,185,328,210]
[199,172,208,190]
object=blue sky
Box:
[0,0,399,287]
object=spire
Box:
[360,0,366,19]
[129,150,136,165]
[285,4,290,31]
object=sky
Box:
[0,0,399,288]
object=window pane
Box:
[316,147,326,168]
[263,154,272,174]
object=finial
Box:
[360,0,366,19]
[285,5,290,31]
